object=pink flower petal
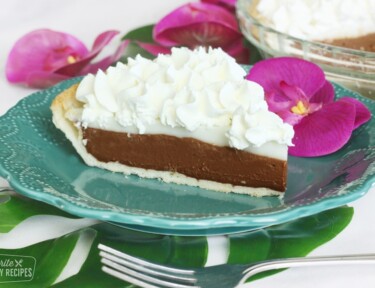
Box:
[277,109,305,126]
[246,57,326,101]
[200,0,236,12]
[338,97,372,129]
[56,30,121,76]
[136,41,172,56]
[265,90,304,125]
[289,101,356,157]
[279,80,309,103]
[6,29,88,84]
[266,91,293,113]
[201,0,236,5]
[224,38,250,64]
[154,3,241,48]
[81,39,129,75]
[309,80,335,104]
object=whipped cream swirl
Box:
[75,47,294,150]
[255,0,375,40]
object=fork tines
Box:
[98,244,200,288]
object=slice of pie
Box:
[51,47,294,197]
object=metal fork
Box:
[98,244,375,288]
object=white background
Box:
[1,1,374,287]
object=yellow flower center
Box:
[291,100,308,115]
[67,55,77,64]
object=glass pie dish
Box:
[236,0,375,100]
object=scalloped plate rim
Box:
[0,78,374,235]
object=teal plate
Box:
[0,78,374,236]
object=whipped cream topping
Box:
[255,0,375,41]
[74,47,293,153]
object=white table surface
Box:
[1,1,374,287]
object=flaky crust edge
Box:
[51,84,101,168]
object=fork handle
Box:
[238,254,375,286]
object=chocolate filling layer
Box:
[83,128,287,192]
[323,33,375,52]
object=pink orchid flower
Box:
[200,0,236,12]
[246,57,371,157]
[6,29,127,88]
[138,2,249,64]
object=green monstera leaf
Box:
[0,230,84,287]
[120,25,157,63]
[122,24,155,43]
[228,206,354,281]
[0,191,75,233]
[0,193,353,287]
[54,224,207,288]
[119,41,156,63]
